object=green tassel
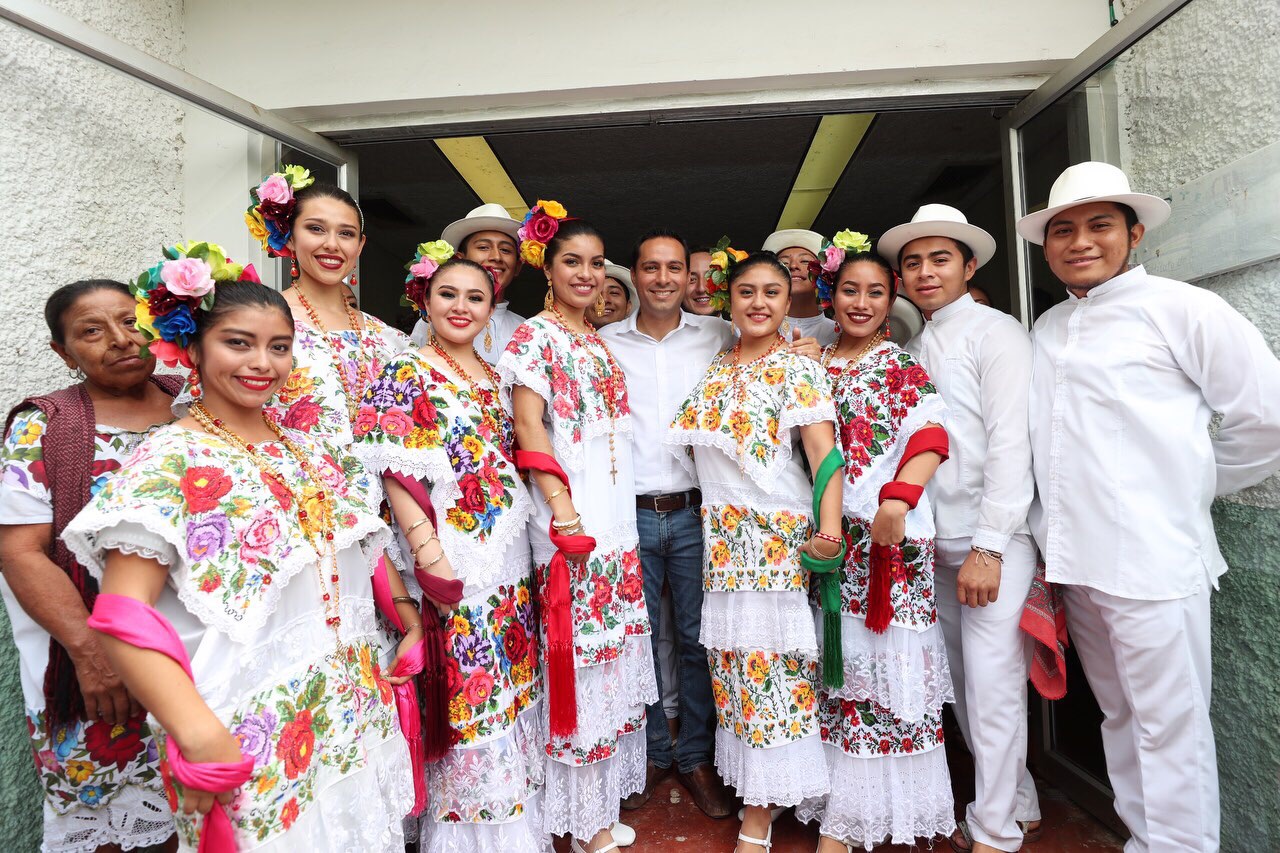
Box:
[802,446,848,689]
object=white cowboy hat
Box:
[604,261,637,315]
[762,229,824,258]
[877,204,997,270]
[1015,161,1170,245]
[440,202,522,249]
[889,298,924,344]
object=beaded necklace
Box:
[725,333,786,469]
[427,333,505,416]
[190,403,345,647]
[547,303,625,483]
[294,285,371,422]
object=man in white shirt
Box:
[409,203,525,363]
[602,228,735,818]
[1018,162,1280,853]
[880,204,1041,853]
[762,228,838,346]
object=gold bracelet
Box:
[392,595,417,606]
[404,517,432,537]
[411,535,440,559]
[420,550,446,569]
[543,485,568,504]
[403,623,423,632]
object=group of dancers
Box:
[1,159,1277,853]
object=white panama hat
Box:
[762,229,824,257]
[877,204,997,270]
[603,261,637,314]
[1015,161,1170,245]
[440,202,522,249]
[889,298,924,344]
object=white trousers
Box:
[936,534,1040,851]
[1062,583,1219,853]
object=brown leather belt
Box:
[636,489,702,513]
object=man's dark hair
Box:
[630,228,690,269]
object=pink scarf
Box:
[87,594,254,853]
[370,555,427,814]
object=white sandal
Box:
[737,824,773,851]
[570,839,620,853]
[737,805,787,822]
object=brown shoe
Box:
[621,760,668,810]
[676,762,734,818]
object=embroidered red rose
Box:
[620,572,644,603]
[884,366,906,392]
[462,670,495,706]
[83,716,144,770]
[879,738,892,754]
[276,709,316,780]
[901,736,914,752]
[457,474,486,515]
[905,364,930,388]
[502,625,528,664]
[509,324,533,346]
[180,466,232,513]
[851,417,875,447]
[280,797,300,829]
[411,392,438,428]
[281,396,322,432]
[353,406,378,437]
[90,459,122,480]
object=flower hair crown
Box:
[703,236,750,313]
[516,199,570,269]
[131,242,260,368]
[245,165,314,258]
[401,240,457,318]
[811,229,873,309]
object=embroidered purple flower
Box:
[454,631,493,671]
[187,514,230,561]
[233,709,278,766]
[368,376,415,408]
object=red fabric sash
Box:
[1020,561,1069,699]
[369,556,426,815]
[87,594,254,853]
[514,449,591,737]
[383,471,463,765]
[867,426,951,633]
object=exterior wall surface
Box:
[1114,0,1280,847]
[0,1,185,845]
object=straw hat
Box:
[440,203,521,249]
[877,204,997,270]
[762,229,824,257]
[1015,161,1170,245]
[603,261,637,316]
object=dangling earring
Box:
[595,291,607,316]
[67,367,83,380]
[543,280,554,311]
[833,320,841,336]
[882,318,892,339]
[290,258,299,280]
[349,272,358,288]
[188,366,202,399]
[484,324,493,351]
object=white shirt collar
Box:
[1067,264,1147,302]
[927,292,976,324]
[616,309,694,342]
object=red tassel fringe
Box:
[419,608,455,763]
[866,543,895,634]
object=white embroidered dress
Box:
[498,316,657,840]
[352,350,546,852]
[61,425,414,852]
[666,348,835,807]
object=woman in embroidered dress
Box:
[667,251,845,853]
[0,280,179,853]
[353,253,546,851]
[498,207,656,853]
[62,250,419,851]
[795,248,954,850]
[244,166,411,446]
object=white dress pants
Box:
[1061,583,1218,853]
[936,533,1040,851]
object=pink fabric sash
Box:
[87,594,254,853]
[370,556,427,815]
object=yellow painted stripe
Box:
[434,137,529,219]
[776,113,875,231]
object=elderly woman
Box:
[0,280,181,852]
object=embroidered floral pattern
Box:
[27,711,162,815]
[702,503,812,593]
[1,409,151,504]
[533,542,647,668]
[710,649,819,748]
[828,517,938,631]
[817,695,945,758]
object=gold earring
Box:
[484,325,493,351]
[544,280,554,311]
[594,291,606,315]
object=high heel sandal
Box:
[737,823,773,852]
[570,838,619,853]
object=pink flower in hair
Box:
[149,339,192,369]
[410,258,439,280]
[160,258,215,298]
[821,245,845,274]
[239,263,261,284]
[256,174,292,207]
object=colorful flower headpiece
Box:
[131,241,260,368]
[811,229,873,309]
[401,239,457,318]
[516,199,570,269]
[704,236,750,313]
[245,165,314,258]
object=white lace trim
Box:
[714,726,828,807]
[419,789,550,853]
[697,479,810,515]
[795,742,955,850]
[546,635,657,754]
[64,511,391,644]
[41,783,174,853]
[700,591,819,655]
[542,728,646,840]
[818,619,953,724]
[355,446,536,594]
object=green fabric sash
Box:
[799,446,847,688]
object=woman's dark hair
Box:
[193,281,294,342]
[45,280,131,345]
[834,251,897,296]
[544,219,605,267]
[429,256,495,301]
[727,251,791,290]
[289,183,364,233]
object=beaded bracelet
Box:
[814,531,842,545]
[551,514,583,530]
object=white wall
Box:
[183,0,1109,128]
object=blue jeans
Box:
[636,505,714,772]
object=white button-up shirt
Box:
[601,311,734,495]
[410,301,526,364]
[906,293,1033,551]
[785,313,838,347]
[1029,265,1280,599]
